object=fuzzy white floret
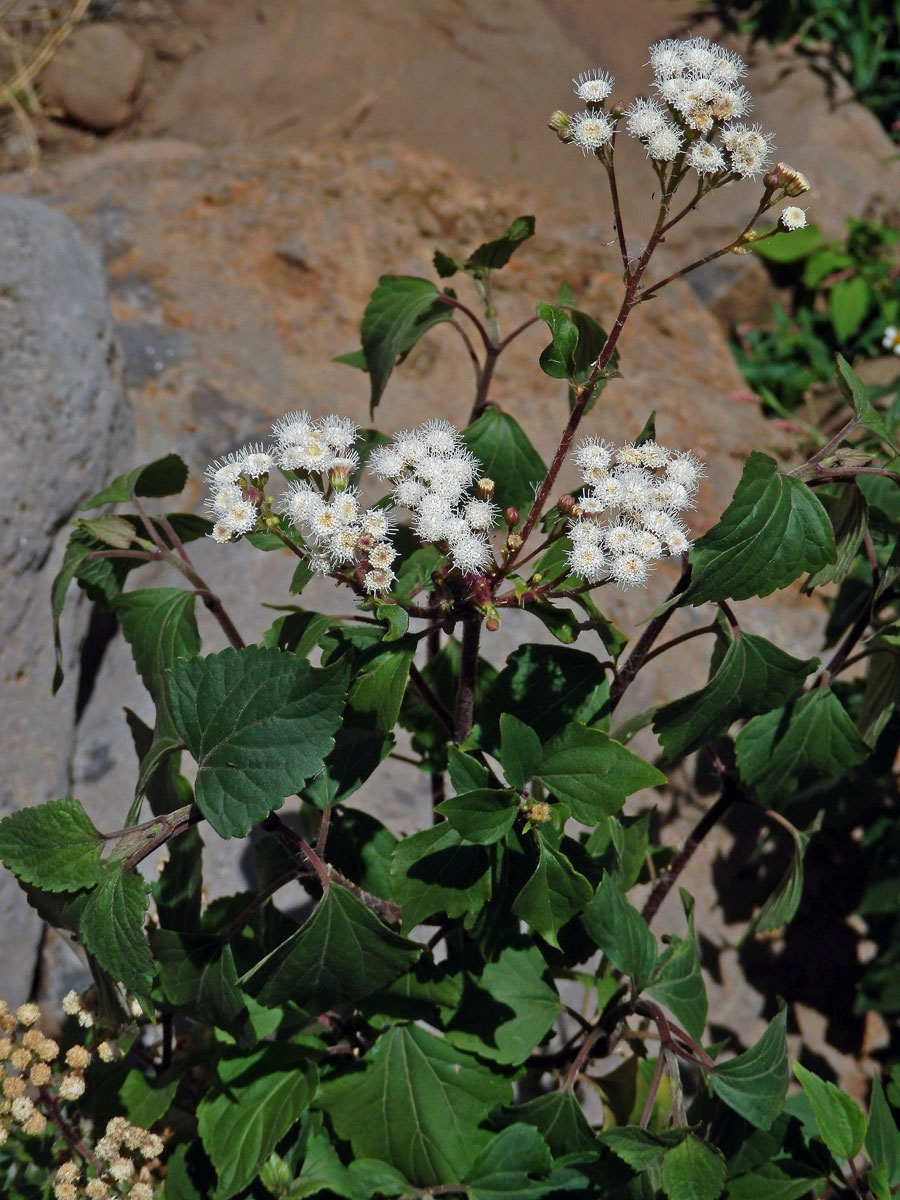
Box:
[278,435,334,473]
[393,478,427,509]
[573,68,615,103]
[569,518,605,546]
[646,124,683,161]
[625,97,668,140]
[278,481,323,525]
[686,140,726,175]
[570,110,615,154]
[450,533,493,574]
[610,552,651,587]
[239,444,275,478]
[666,451,705,490]
[364,566,395,594]
[420,418,464,456]
[369,541,397,568]
[206,484,243,517]
[632,529,664,560]
[464,498,499,531]
[361,507,395,539]
[221,500,257,536]
[637,441,671,469]
[368,445,407,481]
[575,437,615,473]
[272,410,314,446]
[329,525,362,564]
[330,489,361,525]
[319,415,359,452]
[205,454,244,486]
[594,474,624,505]
[604,521,636,553]
[780,206,808,231]
[648,39,685,80]
[567,541,608,583]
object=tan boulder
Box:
[41,22,144,133]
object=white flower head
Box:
[611,551,651,588]
[883,326,900,356]
[368,444,407,482]
[646,123,683,161]
[464,498,499,531]
[329,524,362,564]
[708,46,747,85]
[648,39,685,80]
[420,418,465,456]
[575,437,615,474]
[666,451,705,491]
[780,205,808,231]
[319,414,359,453]
[239,444,274,479]
[570,518,604,546]
[686,140,726,176]
[722,123,774,177]
[615,442,644,468]
[364,567,395,594]
[361,507,395,539]
[567,540,608,583]
[604,521,636,553]
[206,483,243,517]
[205,454,244,487]
[625,97,668,140]
[278,434,334,473]
[394,477,427,509]
[680,36,716,75]
[573,68,615,104]
[637,441,670,469]
[330,488,361,525]
[272,410,314,447]
[570,109,615,154]
[450,532,493,574]
[369,541,397,568]
[278,480,323,525]
[221,500,257,536]
[578,494,606,518]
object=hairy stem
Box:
[454,609,482,744]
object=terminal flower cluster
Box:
[565,438,702,586]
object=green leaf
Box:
[378,602,409,642]
[465,215,536,274]
[248,885,419,1012]
[392,822,492,931]
[197,1044,316,1199]
[463,409,547,520]
[726,1165,824,1200]
[118,1068,179,1128]
[446,938,562,1065]
[319,1023,512,1187]
[565,306,617,388]
[711,1007,788,1129]
[167,648,348,839]
[506,1090,599,1157]
[743,824,816,940]
[793,1062,866,1159]
[601,1125,684,1171]
[500,714,543,790]
[534,723,665,824]
[803,484,868,590]
[464,1123,552,1199]
[80,453,189,509]
[436,789,519,845]
[512,840,592,949]
[661,1134,727,1200]
[866,1074,900,1186]
[333,347,367,370]
[735,689,870,801]
[856,636,900,746]
[750,224,823,262]
[116,588,201,700]
[0,796,103,893]
[261,608,330,657]
[645,908,708,1040]
[360,275,454,412]
[582,873,657,991]
[829,275,870,342]
[834,352,900,455]
[80,863,154,1004]
[683,453,835,604]
[448,747,490,794]
[152,934,254,1045]
[536,301,579,379]
[653,632,818,760]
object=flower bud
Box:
[557,494,577,516]
[506,532,523,552]
[477,477,495,499]
[548,109,570,134]
[504,506,519,527]
[775,162,810,196]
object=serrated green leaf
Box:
[248,885,418,1011]
[583,873,657,991]
[80,453,189,509]
[653,632,818,760]
[360,275,454,412]
[600,1125,684,1171]
[856,638,900,747]
[464,1123,552,1199]
[197,1045,316,1199]
[793,1062,866,1159]
[167,648,348,838]
[834,352,900,455]
[661,1134,727,1200]
[534,723,665,824]
[536,301,579,379]
[500,714,543,790]
[735,688,870,801]
[446,939,561,1065]
[319,1023,512,1187]
[711,1007,788,1129]
[436,789,519,845]
[260,608,330,656]
[683,453,835,604]
[152,933,253,1045]
[866,1074,900,1186]
[506,1090,599,1156]
[465,215,536,274]
[512,840,592,949]
[463,409,547,520]
[523,598,581,644]
[866,1164,892,1200]
[392,822,492,931]
[743,825,816,940]
[0,796,103,893]
[79,514,138,549]
[80,863,154,1003]
[378,602,409,642]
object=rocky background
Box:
[0,0,897,1094]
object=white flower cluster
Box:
[368,419,498,575]
[883,325,900,356]
[566,438,703,587]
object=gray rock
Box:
[0,196,130,1005]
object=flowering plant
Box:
[2,35,900,1200]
